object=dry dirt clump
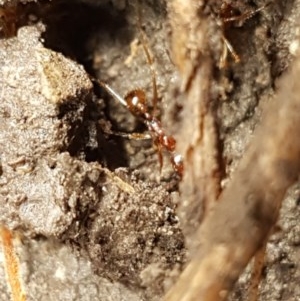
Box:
[0,0,300,301]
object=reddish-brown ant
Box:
[98,81,184,177]
[95,12,183,178]
[219,2,267,68]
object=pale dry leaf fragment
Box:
[103,168,135,194]
[36,48,92,104]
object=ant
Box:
[96,31,183,178]
[219,2,267,68]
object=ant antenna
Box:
[222,4,267,23]
[99,81,127,107]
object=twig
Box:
[167,0,222,249]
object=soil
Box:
[0,0,300,300]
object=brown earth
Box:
[0,0,300,300]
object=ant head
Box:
[125,89,146,106]
[125,89,147,115]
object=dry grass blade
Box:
[1,226,26,301]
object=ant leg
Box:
[222,36,240,65]
[223,5,267,24]
[220,4,267,67]
[137,12,159,115]
[106,130,152,141]
[140,32,159,115]
[219,37,228,69]
[153,137,164,174]
[219,36,240,69]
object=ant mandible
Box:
[97,30,184,178]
